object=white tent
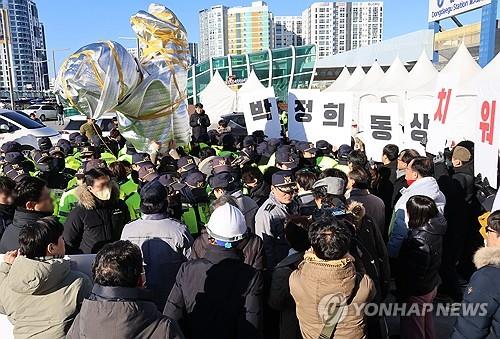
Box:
[323,67,351,92]
[237,70,268,111]
[440,43,481,88]
[198,70,237,123]
[351,61,384,91]
[406,51,438,91]
[378,57,409,91]
[332,66,365,91]
[238,70,266,93]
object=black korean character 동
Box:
[370,115,391,140]
[249,99,272,121]
[294,100,313,122]
[323,103,345,127]
[410,113,430,142]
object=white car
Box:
[0,110,61,149]
[22,104,58,121]
[61,113,117,140]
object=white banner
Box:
[403,98,434,155]
[288,89,321,142]
[429,0,491,22]
[314,91,354,146]
[239,87,281,138]
[361,103,402,161]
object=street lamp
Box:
[36,48,70,83]
[118,36,141,59]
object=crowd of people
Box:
[0,101,498,339]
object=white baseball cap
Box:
[205,203,247,242]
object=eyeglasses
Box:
[486,226,498,234]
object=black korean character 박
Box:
[410,113,430,142]
[370,115,391,140]
[323,103,345,127]
[294,100,313,122]
[249,100,272,121]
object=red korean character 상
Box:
[434,88,452,124]
[480,100,496,145]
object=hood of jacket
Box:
[7,256,70,295]
[0,203,14,221]
[298,250,357,294]
[396,176,446,212]
[76,181,120,210]
[474,246,500,269]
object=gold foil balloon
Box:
[55,3,191,152]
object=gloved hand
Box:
[420,136,428,147]
[433,152,445,165]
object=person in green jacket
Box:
[79,117,102,140]
[90,135,117,165]
[315,140,339,171]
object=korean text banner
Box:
[313,91,354,145]
[404,98,434,155]
[428,0,491,22]
[361,103,402,161]
[239,87,281,138]
[288,89,321,142]
[474,66,500,187]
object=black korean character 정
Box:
[294,100,313,122]
[323,103,345,127]
[249,100,272,121]
[370,115,392,140]
[410,113,430,142]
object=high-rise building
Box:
[302,2,383,58]
[227,1,273,55]
[350,2,383,50]
[188,42,199,65]
[0,0,48,99]
[273,16,303,48]
[198,5,228,62]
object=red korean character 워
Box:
[479,100,496,145]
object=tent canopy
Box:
[332,65,366,91]
[238,70,266,93]
[351,60,384,91]
[406,51,438,91]
[199,70,237,123]
[323,67,351,92]
[378,57,409,91]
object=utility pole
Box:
[1,8,15,109]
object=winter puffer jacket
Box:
[396,214,447,298]
[451,246,500,339]
[67,284,184,339]
[63,183,130,254]
[0,257,92,339]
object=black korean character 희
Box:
[323,103,345,127]
[294,100,313,122]
[410,113,430,142]
[370,115,391,140]
[249,99,273,121]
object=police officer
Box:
[315,140,338,171]
[295,141,321,174]
[177,155,197,180]
[209,172,259,233]
[255,170,297,269]
[56,139,80,173]
[90,135,117,165]
[57,159,107,224]
[173,170,210,236]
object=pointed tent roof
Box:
[377,57,409,91]
[238,70,266,93]
[199,70,237,122]
[333,66,366,91]
[440,43,481,82]
[351,60,385,91]
[323,67,351,92]
[406,51,438,91]
[462,46,500,93]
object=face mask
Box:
[89,187,111,201]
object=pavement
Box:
[43,118,65,132]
